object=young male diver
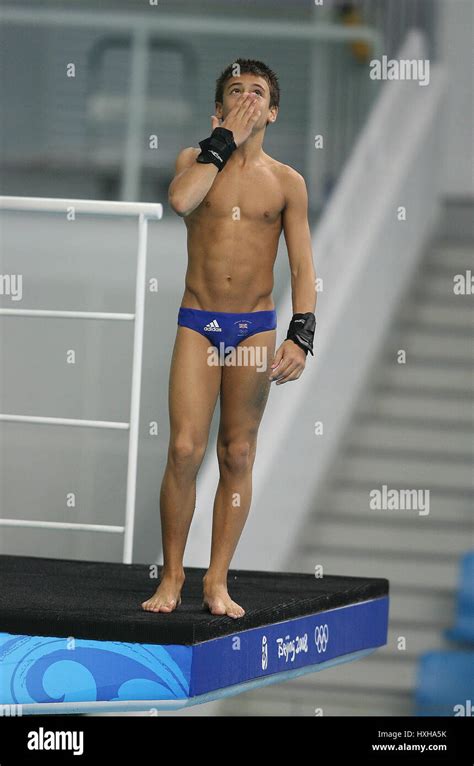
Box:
[142,59,317,619]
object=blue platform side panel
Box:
[190,596,389,697]
[0,633,192,706]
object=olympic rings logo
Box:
[314,624,329,653]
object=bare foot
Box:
[141,571,185,613]
[202,575,245,619]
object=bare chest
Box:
[192,166,285,225]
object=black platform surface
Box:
[0,554,389,645]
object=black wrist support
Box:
[286,312,316,356]
[196,127,237,171]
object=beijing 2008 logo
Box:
[314,624,329,653]
[261,635,268,670]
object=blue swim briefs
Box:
[177,307,277,351]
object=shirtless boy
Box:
[141,59,317,619]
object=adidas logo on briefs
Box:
[203,319,222,332]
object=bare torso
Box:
[181,151,287,312]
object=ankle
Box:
[161,566,185,582]
[203,570,227,586]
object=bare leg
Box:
[142,326,221,612]
[202,330,276,618]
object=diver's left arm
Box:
[269,169,317,384]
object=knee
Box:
[217,439,254,475]
[169,436,206,473]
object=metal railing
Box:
[0,5,383,202]
[0,195,163,563]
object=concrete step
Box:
[298,551,459,589]
[403,302,473,331]
[310,519,470,557]
[430,244,474,270]
[387,588,454,624]
[316,508,473,532]
[334,453,473,490]
[386,329,472,359]
[320,487,472,523]
[345,420,473,455]
[295,654,417,693]
[409,278,473,303]
[358,392,473,423]
[375,361,474,394]
[382,623,450,658]
[220,685,413,716]
[416,277,473,304]
[427,265,474,283]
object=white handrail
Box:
[0,309,134,320]
[0,7,382,46]
[0,414,129,429]
[0,195,162,219]
[0,519,124,533]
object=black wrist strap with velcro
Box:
[196,127,237,171]
[286,312,316,356]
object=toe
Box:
[230,604,245,618]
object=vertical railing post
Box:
[123,212,148,563]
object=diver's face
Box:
[217,73,277,127]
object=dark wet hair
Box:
[215,58,280,109]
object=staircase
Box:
[218,233,473,716]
